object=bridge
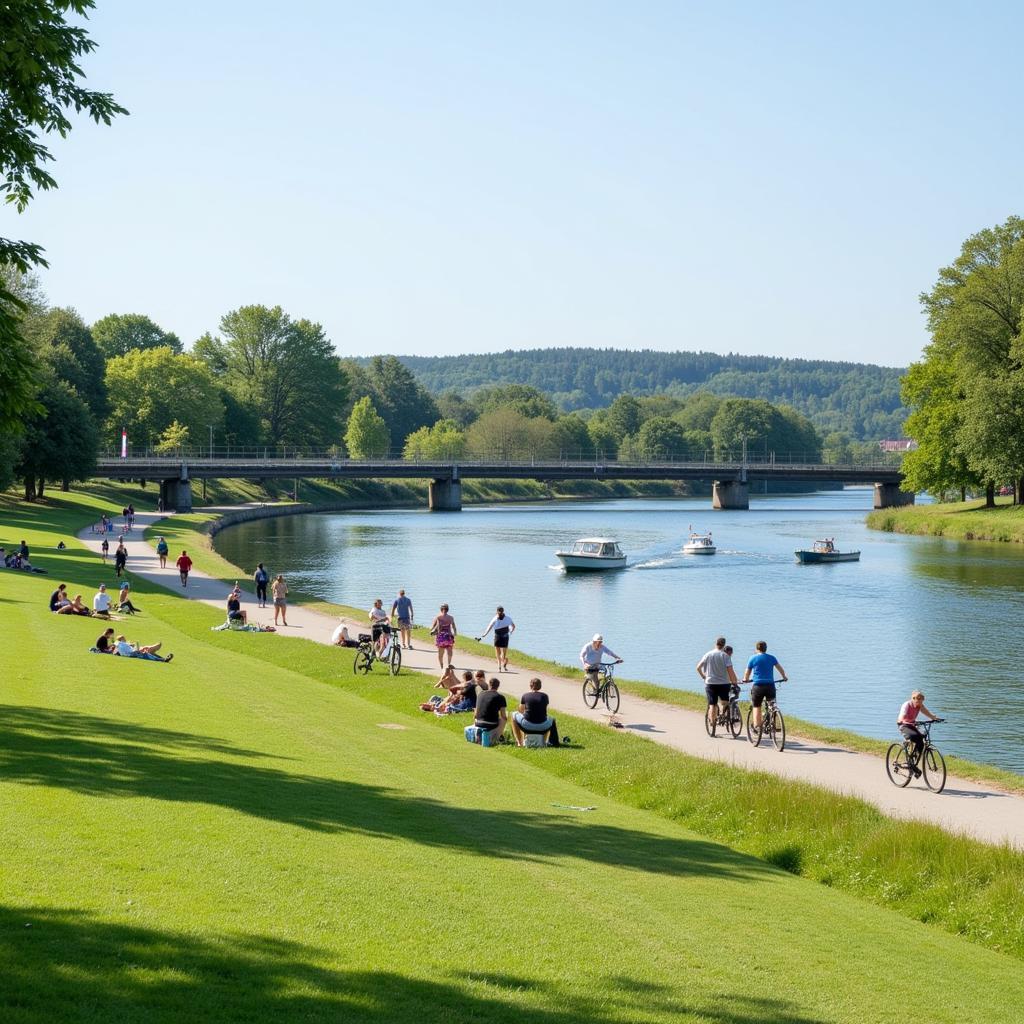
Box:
[94,454,912,513]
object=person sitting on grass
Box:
[211,614,277,633]
[435,664,459,690]
[49,583,68,611]
[331,623,358,647]
[226,586,247,625]
[93,584,112,617]
[95,627,116,653]
[57,593,91,616]
[473,677,507,744]
[511,677,556,747]
[117,583,139,615]
[113,635,173,662]
[897,690,939,777]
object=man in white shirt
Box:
[579,634,622,678]
[114,635,173,662]
[696,636,738,729]
[92,584,112,617]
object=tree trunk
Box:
[960,486,966,502]
[1017,476,1024,505]
[23,477,36,501]
[985,481,996,507]
[38,478,46,498]
[61,479,70,492]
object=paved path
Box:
[81,509,1024,849]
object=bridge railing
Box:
[97,446,907,471]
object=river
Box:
[213,489,1023,774]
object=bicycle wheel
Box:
[582,676,600,708]
[705,705,717,737]
[885,743,912,787]
[770,708,786,751]
[923,746,946,793]
[728,701,743,738]
[603,681,621,715]
[353,647,372,675]
[746,707,763,747]
[389,643,402,676]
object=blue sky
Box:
[11,0,1024,365]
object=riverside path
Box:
[79,507,1024,849]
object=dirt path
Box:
[80,509,1024,849]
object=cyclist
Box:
[897,690,939,777]
[742,640,787,732]
[579,634,622,680]
[696,636,737,729]
[369,598,391,655]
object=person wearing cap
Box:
[579,634,623,680]
[93,584,112,617]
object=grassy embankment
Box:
[151,505,1024,799]
[868,496,1024,543]
[1,491,1022,993]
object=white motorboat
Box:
[682,530,716,555]
[555,537,627,571]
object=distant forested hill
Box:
[380,348,906,440]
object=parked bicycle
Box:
[582,660,621,714]
[353,630,402,676]
[886,718,946,793]
[746,689,786,751]
[705,683,743,738]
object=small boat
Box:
[555,537,627,571]
[795,539,860,564]
[682,529,716,555]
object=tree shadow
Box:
[0,705,770,883]
[0,905,830,1024]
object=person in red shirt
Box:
[175,550,193,588]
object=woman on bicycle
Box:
[897,691,938,776]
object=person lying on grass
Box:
[211,613,276,633]
[113,635,173,662]
[57,594,91,616]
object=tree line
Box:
[901,216,1024,504]
[383,349,907,440]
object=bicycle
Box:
[886,719,946,793]
[705,683,743,738]
[582,660,621,714]
[353,629,402,676]
[746,683,786,751]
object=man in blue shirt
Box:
[392,589,415,650]
[742,641,787,732]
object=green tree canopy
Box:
[24,306,107,420]
[105,347,223,452]
[465,408,555,460]
[199,306,348,448]
[0,1,126,427]
[636,416,688,459]
[551,414,595,459]
[92,313,182,359]
[345,396,390,458]
[471,384,558,421]
[403,419,466,460]
[604,394,643,441]
[364,356,440,447]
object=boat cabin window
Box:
[600,543,615,556]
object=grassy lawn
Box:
[867,496,1024,543]
[2,491,1024,1022]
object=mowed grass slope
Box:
[1,498,1023,1022]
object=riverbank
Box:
[188,504,1024,797]
[4,494,1024,1020]
[868,496,1024,543]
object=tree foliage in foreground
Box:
[92,312,182,359]
[0,0,126,432]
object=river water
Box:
[214,490,1023,773]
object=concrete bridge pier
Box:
[712,479,749,510]
[873,482,915,509]
[160,472,193,513]
[429,476,462,511]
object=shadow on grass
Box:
[0,706,771,883]
[0,905,829,1024]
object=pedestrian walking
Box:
[272,575,289,626]
[156,536,169,569]
[430,604,457,669]
[114,541,128,578]
[253,563,269,608]
[478,605,515,672]
[175,550,193,587]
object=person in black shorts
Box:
[696,636,737,729]
[474,678,507,744]
[511,677,555,746]
[742,640,788,731]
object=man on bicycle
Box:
[697,636,737,729]
[897,690,938,777]
[579,634,622,679]
[742,640,787,732]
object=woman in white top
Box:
[369,599,391,654]
[479,606,516,672]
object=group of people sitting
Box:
[2,540,46,573]
[50,582,138,617]
[420,668,559,747]
[93,627,173,662]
